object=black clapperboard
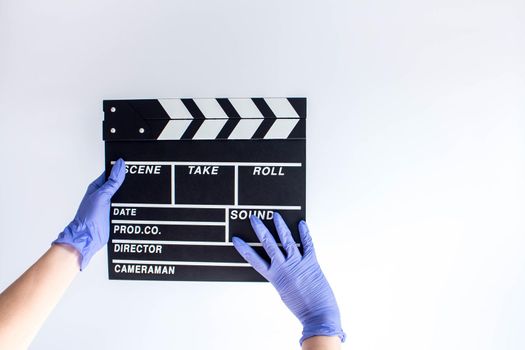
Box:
[103,98,306,281]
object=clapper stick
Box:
[103,97,307,282]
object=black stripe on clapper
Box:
[251,98,276,139]
[180,99,205,139]
[216,98,240,139]
[287,118,306,139]
[287,98,307,118]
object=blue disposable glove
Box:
[53,159,126,270]
[232,213,346,344]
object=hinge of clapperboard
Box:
[102,100,167,141]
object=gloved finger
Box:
[250,215,284,263]
[232,236,269,277]
[86,172,106,195]
[98,158,126,198]
[298,220,315,257]
[273,212,300,259]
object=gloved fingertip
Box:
[274,212,287,227]
[250,215,263,224]
[109,158,126,183]
[232,236,248,251]
[118,158,126,169]
[232,237,249,258]
[116,158,125,170]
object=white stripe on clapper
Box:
[227,99,264,139]
[193,119,228,139]
[193,99,228,119]
[264,98,299,118]
[228,119,263,139]
[157,120,193,140]
[158,99,193,119]
[264,119,299,139]
[229,99,264,118]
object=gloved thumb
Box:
[99,158,126,198]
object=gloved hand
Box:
[53,159,126,270]
[232,213,346,344]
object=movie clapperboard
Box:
[103,97,306,282]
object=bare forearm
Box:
[0,244,80,349]
[302,336,342,350]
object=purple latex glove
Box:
[232,213,346,344]
[53,159,126,270]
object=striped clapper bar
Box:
[103,97,306,281]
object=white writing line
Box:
[234,166,238,205]
[111,203,301,210]
[225,208,229,243]
[112,259,251,267]
[111,161,302,167]
[112,220,225,226]
[170,164,175,205]
[112,239,300,247]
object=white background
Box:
[1,1,524,349]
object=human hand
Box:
[232,213,346,344]
[53,159,126,270]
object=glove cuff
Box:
[300,323,346,345]
[52,219,94,271]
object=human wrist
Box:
[52,219,94,270]
[49,243,81,271]
[300,310,346,345]
[302,335,341,350]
